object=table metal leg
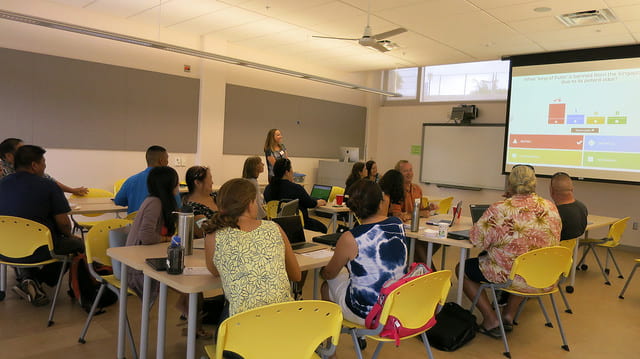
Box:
[140,275,151,359]
[313,268,320,299]
[156,283,168,359]
[348,212,354,228]
[329,214,337,233]
[408,238,415,264]
[186,293,198,359]
[426,242,434,267]
[457,248,467,304]
[117,265,128,359]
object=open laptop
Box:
[271,216,324,253]
[278,199,299,217]
[448,204,490,240]
[426,200,463,227]
[312,226,349,247]
[310,184,332,201]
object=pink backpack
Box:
[365,262,435,346]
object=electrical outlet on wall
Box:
[633,222,638,230]
[174,157,185,167]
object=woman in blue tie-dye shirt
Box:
[320,179,408,325]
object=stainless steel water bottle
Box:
[410,198,420,232]
[176,204,194,255]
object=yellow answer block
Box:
[508,149,582,166]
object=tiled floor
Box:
[2,245,640,358]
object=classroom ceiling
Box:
[38,0,640,72]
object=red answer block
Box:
[509,134,584,150]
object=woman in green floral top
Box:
[459,165,561,338]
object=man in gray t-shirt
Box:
[550,172,588,241]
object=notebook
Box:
[309,184,332,201]
[447,204,490,240]
[146,257,168,271]
[271,216,324,253]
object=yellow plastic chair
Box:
[0,216,71,326]
[70,188,115,238]
[470,247,573,358]
[265,200,280,220]
[554,238,578,313]
[328,186,345,203]
[342,270,452,359]
[577,217,630,285]
[435,196,454,215]
[113,178,126,196]
[125,211,138,221]
[203,300,342,359]
[78,219,137,348]
[619,258,640,299]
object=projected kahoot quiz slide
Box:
[507,68,640,173]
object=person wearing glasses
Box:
[459,165,561,338]
[183,166,218,237]
[550,172,588,241]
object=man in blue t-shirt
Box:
[114,145,180,213]
[0,145,84,306]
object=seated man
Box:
[0,138,88,195]
[550,172,588,241]
[0,145,84,306]
[114,145,180,214]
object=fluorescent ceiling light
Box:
[0,9,400,97]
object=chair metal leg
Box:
[371,341,385,359]
[469,283,490,311]
[489,289,511,358]
[576,244,591,268]
[421,332,435,359]
[512,297,528,325]
[606,248,624,278]
[536,297,553,328]
[549,294,570,351]
[349,330,365,359]
[0,264,6,301]
[79,283,107,343]
[558,287,573,314]
[47,258,69,327]
[441,245,447,269]
[590,247,611,284]
[619,263,640,299]
[126,316,139,359]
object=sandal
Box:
[181,327,213,339]
[502,321,514,333]
[478,326,502,339]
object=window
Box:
[422,60,509,102]
[385,67,419,100]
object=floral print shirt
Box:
[470,193,561,293]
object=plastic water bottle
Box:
[410,198,420,232]
[175,205,195,256]
[167,235,184,275]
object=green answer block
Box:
[583,152,640,170]
[607,116,627,124]
[507,149,582,166]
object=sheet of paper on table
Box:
[301,249,334,258]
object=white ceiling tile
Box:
[487,0,610,22]
[128,0,231,27]
[507,16,567,33]
[611,4,640,20]
[47,0,96,7]
[168,6,265,34]
[464,0,540,9]
[85,0,173,18]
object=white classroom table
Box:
[69,197,127,216]
[107,229,330,359]
[315,204,353,233]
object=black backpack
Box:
[68,254,118,313]
[426,302,477,351]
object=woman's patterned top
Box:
[213,220,292,316]
[470,193,561,293]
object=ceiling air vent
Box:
[556,9,617,27]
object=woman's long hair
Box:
[345,162,365,190]
[202,178,256,233]
[242,156,262,179]
[379,169,404,204]
[263,128,279,152]
[147,166,179,235]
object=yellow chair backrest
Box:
[328,186,345,203]
[508,246,572,289]
[558,238,577,252]
[85,219,132,267]
[70,188,115,218]
[215,300,342,359]
[601,217,630,248]
[378,270,451,331]
[265,200,280,220]
[435,196,454,215]
[125,211,138,220]
[0,216,53,260]
[113,178,126,196]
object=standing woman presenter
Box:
[264,128,288,179]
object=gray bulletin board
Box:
[0,47,199,153]
[223,84,366,158]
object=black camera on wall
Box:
[451,105,478,124]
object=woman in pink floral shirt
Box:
[459,165,561,338]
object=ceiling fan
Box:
[312,4,406,53]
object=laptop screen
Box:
[310,184,332,201]
[271,216,306,244]
[469,204,490,224]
